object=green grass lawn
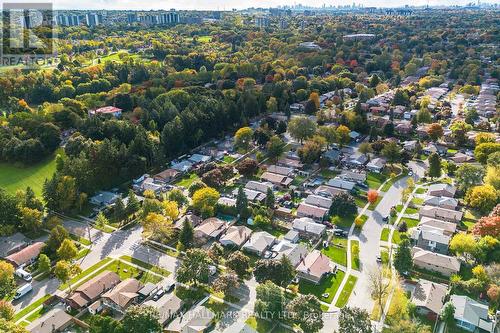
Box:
[356,214,369,229]
[319,169,340,178]
[367,172,387,189]
[354,194,368,208]
[331,215,355,228]
[245,316,274,333]
[120,255,171,276]
[58,258,113,290]
[291,175,306,186]
[298,270,345,303]
[415,187,426,194]
[411,197,424,206]
[13,295,51,322]
[174,173,200,188]
[380,227,390,242]
[69,234,91,246]
[335,275,358,308]
[350,240,360,270]
[322,238,347,267]
[400,217,419,229]
[222,155,236,164]
[0,148,63,196]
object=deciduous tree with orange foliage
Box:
[367,190,379,204]
[473,216,500,238]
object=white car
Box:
[14,284,32,300]
[15,268,32,282]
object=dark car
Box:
[333,229,348,237]
[323,221,333,228]
[382,216,389,222]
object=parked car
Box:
[14,284,32,300]
[333,229,348,237]
[15,268,32,282]
[153,288,165,301]
[382,216,389,222]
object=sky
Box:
[5,0,495,10]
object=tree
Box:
[298,139,322,164]
[475,143,500,164]
[254,281,285,319]
[113,197,126,222]
[234,127,254,151]
[0,319,29,333]
[265,187,275,209]
[450,233,477,261]
[473,216,500,238]
[167,189,188,207]
[441,302,456,333]
[393,239,413,275]
[317,126,337,148]
[382,141,401,166]
[54,260,80,292]
[288,117,317,143]
[336,125,351,147]
[0,261,15,299]
[286,294,324,332]
[367,190,378,204]
[178,219,194,249]
[427,123,444,141]
[384,319,432,333]
[38,254,51,273]
[450,120,472,146]
[121,305,161,333]
[267,135,285,162]
[142,212,174,239]
[19,207,43,233]
[176,249,211,286]
[126,190,140,215]
[368,266,392,317]
[338,307,373,333]
[207,243,224,265]
[235,186,249,217]
[46,225,69,254]
[254,256,295,287]
[213,270,239,294]
[0,300,14,321]
[57,238,78,261]
[89,315,122,333]
[455,164,485,193]
[226,251,250,278]
[484,165,500,190]
[330,193,357,217]
[416,109,432,123]
[95,212,109,228]
[465,185,498,215]
[427,152,442,178]
[236,158,259,177]
[358,142,373,156]
[192,187,220,218]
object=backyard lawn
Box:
[366,172,387,189]
[298,270,345,303]
[0,148,63,196]
[400,217,419,229]
[174,173,199,188]
[335,275,358,308]
[331,215,354,228]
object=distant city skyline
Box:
[40,0,496,10]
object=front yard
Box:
[297,270,346,303]
[335,274,358,308]
[322,238,347,267]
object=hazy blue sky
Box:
[46,0,490,10]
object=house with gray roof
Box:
[339,171,366,183]
[271,241,309,267]
[449,295,495,332]
[304,194,333,210]
[327,177,356,191]
[419,206,463,223]
[427,184,457,198]
[418,217,457,236]
[412,247,460,277]
[424,196,459,210]
[410,227,451,254]
[0,233,28,258]
[292,217,326,240]
[266,165,294,176]
[242,231,277,256]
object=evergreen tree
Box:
[265,187,275,209]
[393,239,413,275]
[235,186,248,216]
[126,190,140,215]
[178,219,194,249]
[428,152,442,178]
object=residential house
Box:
[194,218,228,243]
[344,154,368,167]
[419,206,463,223]
[67,271,121,309]
[260,172,293,187]
[450,152,474,164]
[416,125,429,138]
[101,278,142,314]
[339,171,366,184]
[174,214,203,229]
[90,191,120,207]
[218,197,237,207]
[153,169,180,183]
[234,188,266,203]
[314,185,347,198]
[349,131,361,141]
[5,242,44,268]
[0,233,28,258]
[89,106,122,118]
[283,230,299,243]
[427,184,457,198]
[327,177,356,191]
[245,181,274,193]
[411,227,451,254]
[292,217,327,239]
[423,143,447,156]
[304,195,333,210]
[418,217,457,236]
[412,247,461,277]
[296,250,333,284]
[267,165,294,176]
[278,157,303,169]
[449,295,495,332]
[144,294,184,327]
[219,226,252,248]
[395,122,413,136]
[166,305,215,333]
[403,140,418,152]
[423,196,459,210]
[323,149,341,163]
[410,279,448,318]
[296,203,329,222]
[170,160,193,173]
[242,231,277,256]
[366,158,386,173]
[272,241,309,267]
[188,154,211,165]
[27,308,77,333]
[133,177,164,195]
